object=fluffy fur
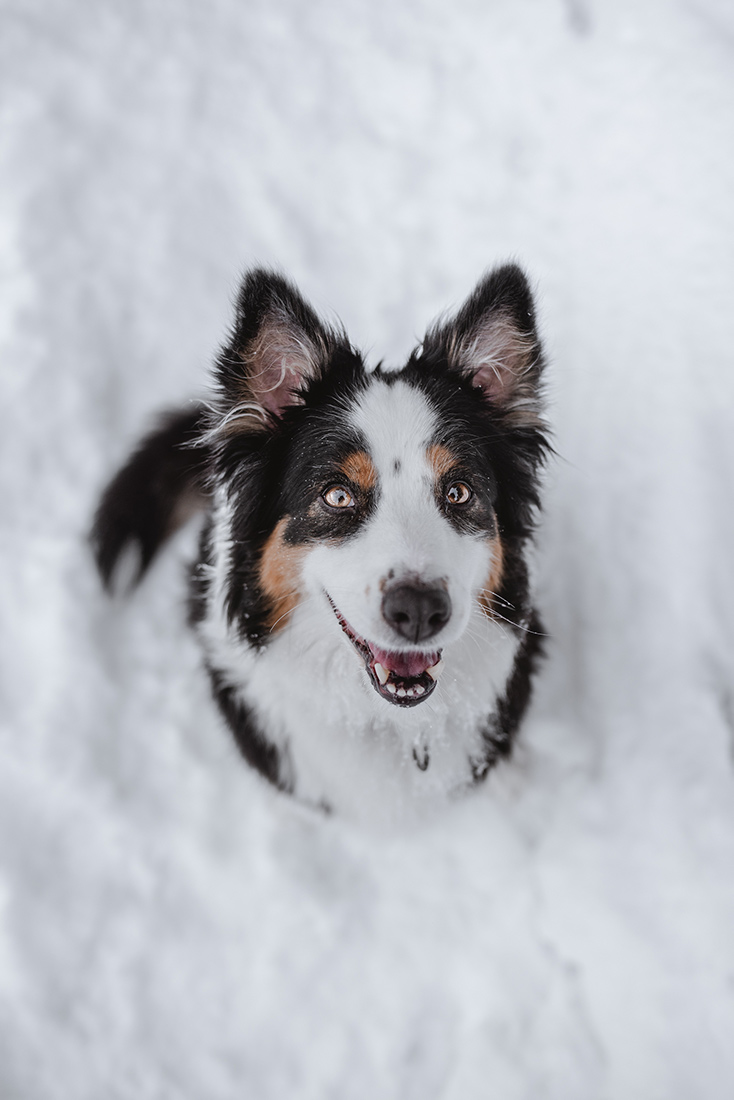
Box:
[92,265,551,822]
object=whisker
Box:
[483,590,516,610]
[478,599,548,637]
[269,605,299,632]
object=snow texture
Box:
[2,0,734,1096]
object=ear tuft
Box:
[239,308,322,419]
[212,270,335,435]
[424,264,545,427]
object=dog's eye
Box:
[323,485,355,509]
[446,481,472,505]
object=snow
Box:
[2,0,734,1095]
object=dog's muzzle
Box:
[328,596,445,707]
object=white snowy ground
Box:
[1,0,734,1096]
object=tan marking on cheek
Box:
[477,534,505,620]
[259,517,308,633]
[427,443,461,480]
[338,450,377,491]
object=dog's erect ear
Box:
[213,270,334,432]
[423,265,544,427]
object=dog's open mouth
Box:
[329,600,443,707]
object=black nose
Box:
[381,583,451,644]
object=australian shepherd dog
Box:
[93,265,550,821]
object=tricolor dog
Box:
[93,265,550,821]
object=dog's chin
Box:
[328,599,443,708]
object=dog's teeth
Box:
[374,662,390,685]
[415,684,425,695]
[426,659,444,681]
[397,687,406,697]
[387,683,397,694]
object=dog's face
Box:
[297,375,501,708]
[207,268,547,714]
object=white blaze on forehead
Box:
[350,378,438,478]
[346,376,456,583]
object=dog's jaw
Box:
[327,596,443,707]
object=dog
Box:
[92,265,550,821]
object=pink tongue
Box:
[369,645,440,678]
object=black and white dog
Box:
[93,265,550,820]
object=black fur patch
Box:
[188,516,213,627]
[91,406,209,588]
[207,665,291,792]
[471,609,546,780]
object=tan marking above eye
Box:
[446,481,472,505]
[427,443,460,479]
[323,485,355,508]
[338,450,377,491]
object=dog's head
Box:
[206,267,549,709]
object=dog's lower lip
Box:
[327,596,441,707]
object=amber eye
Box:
[446,481,472,505]
[323,485,355,509]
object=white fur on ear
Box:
[242,309,324,418]
[207,309,327,439]
[421,264,545,429]
[448,313,542,426]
